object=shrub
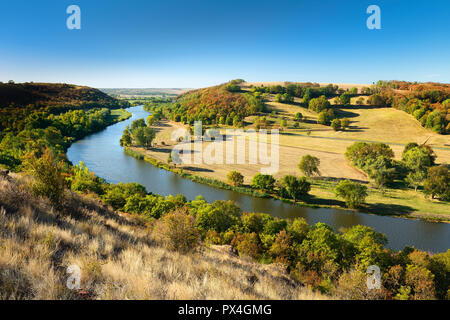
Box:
[263,218,287,235]
[232,232,262,259]
[102,182,147,210]
[70,161,105,195]
[335,180,368,209]
[405,264,436,300]
[241,212,272,234]
[152,208,200,253]
[21,148,65,208]
[269,230,292,264]
[287,218,309,244]
[194,200,241,233]
[227,171,244,187]
[336,268,385,300]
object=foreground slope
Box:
[0,173,325,300]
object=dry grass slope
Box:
[0,174,327,300]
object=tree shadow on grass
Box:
[333,109,360,118]
[182,166,214,173]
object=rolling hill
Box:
[0,82,126,109]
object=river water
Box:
[67,106,449,252]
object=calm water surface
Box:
[67,106,450,252]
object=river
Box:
[67,106,449,252]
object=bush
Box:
[102,182,147,210]
[335,180,368,209]
[241,212,272,234]
[263,218,287,235]
[232,232,262,259]
[70,162,105,195]
[194,200,241,233]
[227,171,244,187]
[269,230,292,264]
[22,148,65,208]
[152,208,200,253]
[287,218,309,244]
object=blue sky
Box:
[1,0,449,88]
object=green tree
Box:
[131,118,146,130]
[279,175,311,201]
[423,165,450,201]
[283,93,294,104]
[294,112,303,122]
[367,94,386,107]
[298,155,320,177]
[146,115,158,126]
[227,171,244,187]
[309,95,331,113]
[335,180,368,209]
[194,200,241,233]
[340,118,350,129]
[340,93,351,106]
[403,146,434,191]
[317,109,335,125]
[132,126,155,148]
[251,173,276,191]
[331,119,341,131]
[120,126,132,146]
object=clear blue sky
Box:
[1,0,449,88]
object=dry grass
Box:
[0,174,327,300]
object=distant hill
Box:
[0,82,125,109]
[101,88,190,98]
